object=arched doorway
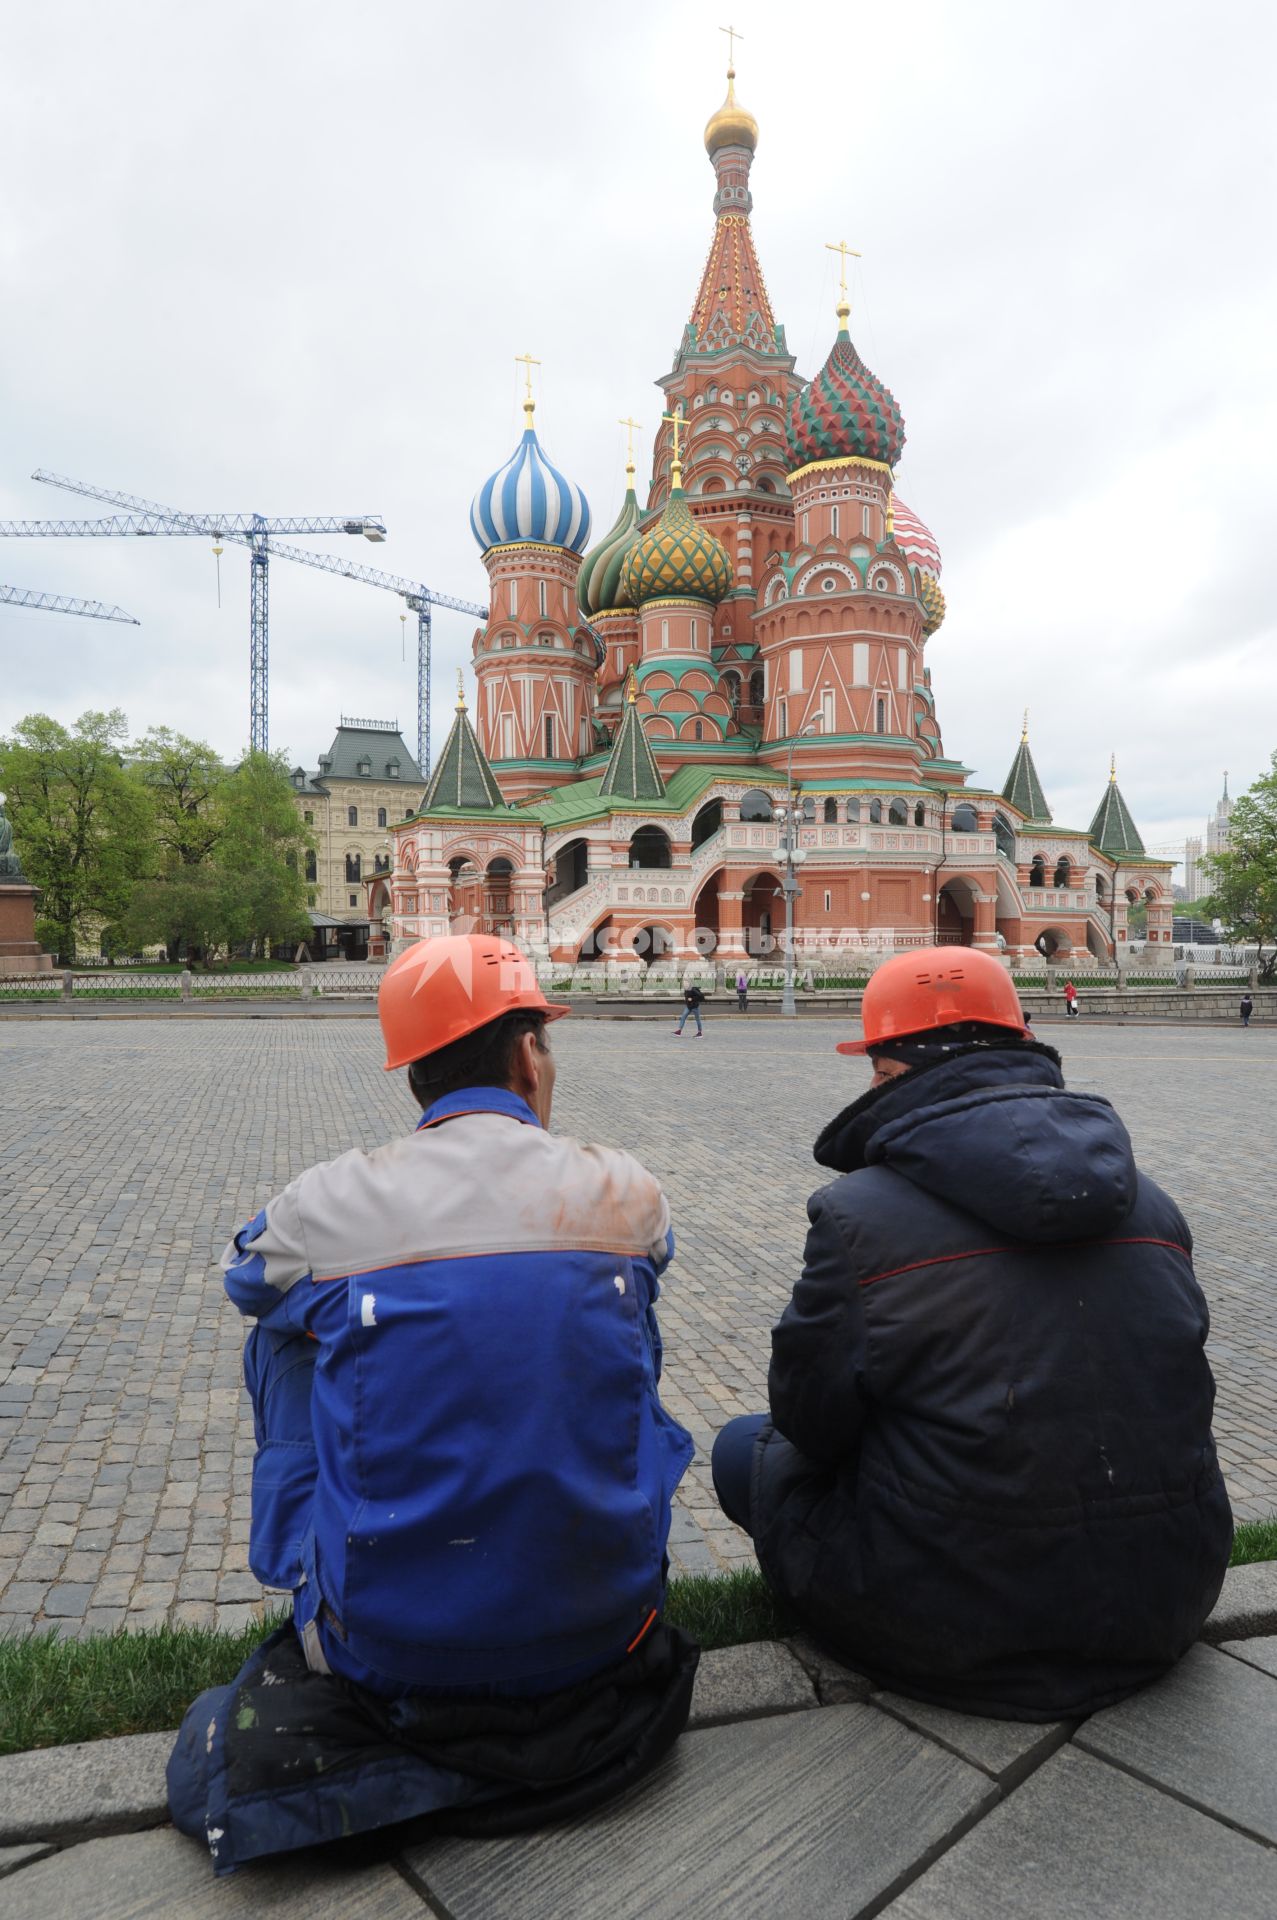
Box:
[937,877,977,946]
[691,799,723,850]
[742,870,783,956]
[447,854,483,932]
[631,924,675,965]
[1035,926,1074,960]
[692,871,721,954]
[546,836,589,906]
[739,787,774,822]
[485,857,514,934]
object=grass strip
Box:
[2,1521,1273,1756]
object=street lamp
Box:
[779,724,816,1018]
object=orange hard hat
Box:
[838,947,1028,1056]
[379,934,569,1072]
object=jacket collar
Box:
[814,1044,1064,1174]
[416,1087,541,1132]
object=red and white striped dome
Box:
[891,496,942,578]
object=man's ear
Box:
[510,1027,541,1095]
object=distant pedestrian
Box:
[736,969,749,1013]
[1063,980,1079,1020]
[1240,993,1254,1029]
[675,982,706,1037]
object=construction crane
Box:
[0,584,140,624]
[251,539,488,774]
[27,472,487,773]
[10,471,388,752]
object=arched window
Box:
[303,810,313,825]
[993,812,1016,861]
[823,797,838,824]
[914,803,926,827]
[377,807,387,828]
[693,720,704,741]
[1029,856,1046,887]
[888,799,908,826]
[876,698,886,733]
[347,806,358,827]
[739,788,774,822]
[691,799,723,848]
[304,851,317,883]
[345,853,361,883]
[951,803,979,833]
[1053,857,1071,888]
[869,799,883,824]
[846,799,861,822]
[749,669,764,710]
[722,670,741,710]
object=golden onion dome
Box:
[704,66,758,156]
[621,477,733,608]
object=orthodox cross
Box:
[456,668,467,711]
[661,404,689,471]
[618,416,643,479]
[1022,707,1029,742]
[719,22,743,67]
[514,352,540,422]
[825,239,862,316]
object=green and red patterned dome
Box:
[787,319,906,471]
[621,479,733,607]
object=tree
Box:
[1199,752,1277,979]
[213,752,313,958]
[130,728,228,868]
[0,710,155,961]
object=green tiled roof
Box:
[1001,734,1052,822]
[316,724,420,783]
[599,701,666,803]
[421,706,504,811]
[1089,776,1145,857]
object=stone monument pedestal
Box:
[0,884,53,975]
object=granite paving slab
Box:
[1076,1642,1277,1846]
[879,1744,1277,1920]
[0,1730,171,1845]
[10,1825,433,1918]
[1201,1561,1277,1643]
[1220,1634,1277,1679]
[0,1840,55,1878]
[687,1640,817,1729]
[786,1634,872,1703]
[403,1704,997,1920]
[869,1689,1072,1784]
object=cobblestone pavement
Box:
[1,1017,1274,1636]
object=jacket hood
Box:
[815,1047,1137,1243]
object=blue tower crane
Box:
[0,584,140,623]
[9,472,389,752]
[251,539,488,774]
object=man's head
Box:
[378,935,568,1125]
[839,948,1030,1086]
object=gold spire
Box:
[704,29,758,155]
[456,669,467,713]
[1022,708,1029,743]
[825,239,861,330]
[514,351,540,429]
[1109,752,1117,784]
[626,667,638,704]
[618,416,642,489]
[662,405,688,489]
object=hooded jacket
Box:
[751,1045,1232,1720]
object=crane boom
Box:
[29,471,385,541]
[0,514,387,539]
[1,584,140,623]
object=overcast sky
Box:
[2,0,1273,869]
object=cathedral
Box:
[378,62,1173,970]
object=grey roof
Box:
[315,724,421,784]
[421,706,506,811]
[599,699,667,803]
[1001,734,1052,822]
[1089,776,1146,858]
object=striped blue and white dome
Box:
[469,425,591,555]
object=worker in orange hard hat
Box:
[169,933,698,1874]
[710,944,1231,1724]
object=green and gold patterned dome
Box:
[576,477,642,615]
[919,572,946,637]
[621,478,733,607]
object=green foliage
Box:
[6,1523,1277,1753]
[212,751,314,958]
[0,710,154,962]
[1199,752,1277,979]
[129,727,228,868]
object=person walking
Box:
[676,979,706,1036]
[1240,992,1254,1029]
[710,947,1232,1723]
[736,969,749,1014]
[168,934,698,1873]
[1063,979,1079,1019]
